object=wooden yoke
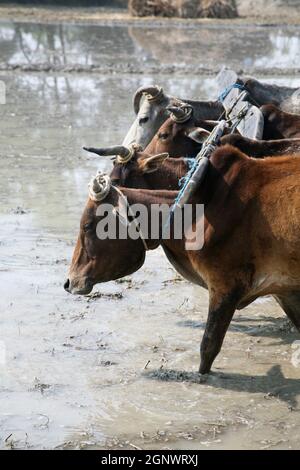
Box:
[217,68,264,140]
[170,69,265,212]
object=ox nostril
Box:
[64,279,70,291]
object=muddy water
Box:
[0,21,300,74]
[1,21,300,450]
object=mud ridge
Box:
[1,63,300,77]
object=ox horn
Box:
[166,104,193,123]
[133,85,165,114]
[88,171,111,202]
[83,145,140,164]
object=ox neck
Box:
[146,158,189,191]
[112,185,150,251]
[116,186,178,251]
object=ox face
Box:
[84,108,209,192]
[64,196,146,295]
[123,84,224,149]
[123,93,170,149]
[145,117,209,157]
[83,145,171,190]
[109,152,170,189]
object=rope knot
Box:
[167,103,193,123]
[116,143,142,165]
[88,171,111,202]
[146,86,164,103]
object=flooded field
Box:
[0,21,300,75]
[1,18,300,450]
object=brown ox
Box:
[65,145,300,374]
[83,104,216,191]
[124,79,300,149]
[262,104,300,140]
[83,144,186,190]
[144,105,217,158]
[123,85,223,149]
[220,134,300,158]
[133,102,300,160]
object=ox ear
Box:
[187,127,210,143]
[139,153,169,173]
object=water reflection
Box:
[255,32,300,68]
[0,22,300,72]
[0,22,138,68]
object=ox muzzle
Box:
[64,276,94,295]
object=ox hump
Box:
[210,144,249,172]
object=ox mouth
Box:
[71,286,93,295]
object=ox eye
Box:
[158,132,169,140]
[83,222,94,232]
[139,116,149,125]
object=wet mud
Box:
[0,17,300,450]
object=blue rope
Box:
[175,159,198,205]
[178,158,196,188]
[162,158,198,239]
[218,83,246,102]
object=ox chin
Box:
[64,277,94,296]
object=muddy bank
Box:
[0,21,300,76]
[1,3,300,25]
[128,0,238,19]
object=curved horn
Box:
[166,104,193,123]
[83,145,130,158]
[84,144,142,165]
[133,85,165,114]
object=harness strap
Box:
[228,104,249,133]
[112,185,149,252]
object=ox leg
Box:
[274,292,300,332]
[199,291,239,374]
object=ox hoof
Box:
[198,372,209,384]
